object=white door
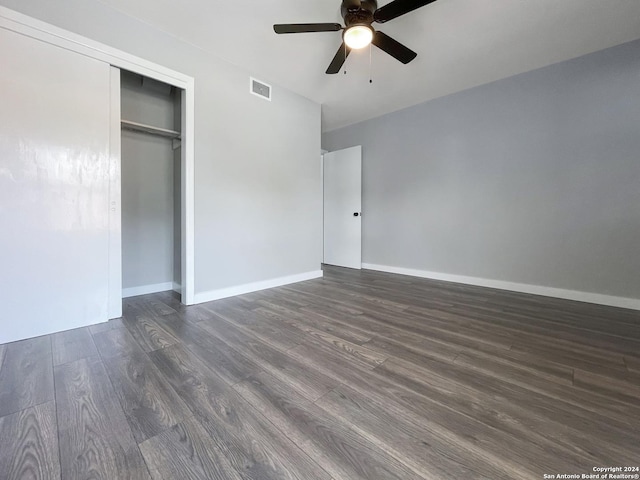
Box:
[323,146,362,269]
[0,27,112,344]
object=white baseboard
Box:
[172,282,182,294]
[194,270,323,304]
[122,282,174,298]
[362,263,640,311]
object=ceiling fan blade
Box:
[374,0,438,23]
[372,31,417,64]
[273,23,342,34]
[326,42,352,74]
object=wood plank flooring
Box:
[0,265,639,479]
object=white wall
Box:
[323,39,640,307]
[0,0,322,300]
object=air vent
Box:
[250,77,272,101]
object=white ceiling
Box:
[97,0,640,131]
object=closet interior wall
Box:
[121,70,181,298]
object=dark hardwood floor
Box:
[1,265,639,479]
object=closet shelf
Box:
[121,119,181,139]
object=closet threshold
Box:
[121,119,181,139]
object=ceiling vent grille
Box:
[250,77,272,101]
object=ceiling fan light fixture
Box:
[343,25,373,49]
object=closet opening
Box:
[119,70,183,304]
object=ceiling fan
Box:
[274,0,437,74]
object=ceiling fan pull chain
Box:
[344,42,348,74]
[369,42,373,83]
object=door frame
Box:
[0,6,197,312]
[320,150,328,263]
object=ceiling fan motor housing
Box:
[342,0,378,26]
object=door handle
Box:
[353,212,360,217]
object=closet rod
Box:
[121,119,181,139]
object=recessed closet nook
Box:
[0,18,193,345]
[120,71,182,301]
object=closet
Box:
[120,71,182,300]
[0,11,194,343]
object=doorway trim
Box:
[0,6,196,308]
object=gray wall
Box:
[121,72,177,290]
[1,0,322,295]
[323,39,640,299]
